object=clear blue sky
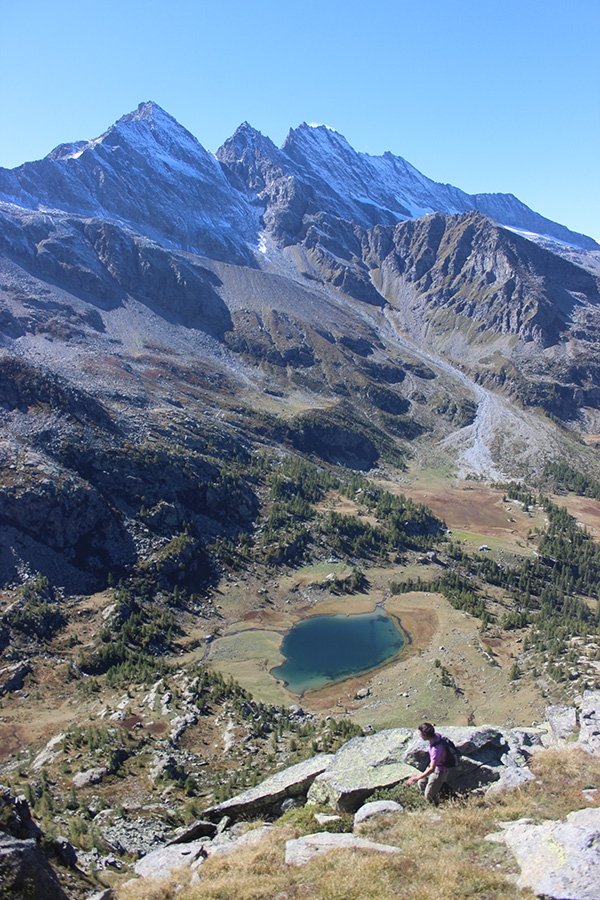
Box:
[1,0,599,239]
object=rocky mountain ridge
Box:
[218,117,598,250]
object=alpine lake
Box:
[271,610,405,694]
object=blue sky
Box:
[1,0,599,240]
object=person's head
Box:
[418,722,436,741]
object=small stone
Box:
[314,813,342,825]
[354,801,403,827]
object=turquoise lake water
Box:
[271,611,405,694]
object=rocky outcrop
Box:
[363,212,600,347]
[203,754,334,821]
[0,836,69,900]
[546,704,579,742]
[0,661,32,695]
[199,724,548,821]
[128,703,600,891]
[488,808,600,900]
[72,766,108,788]
[32,733,66,770]
[0,786,69,900]
[133,824,274,880]
[578,690,600,754]
[0,785,41,841]
[306,724,547,813]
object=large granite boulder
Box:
[490,807,600,900]
[307,730,417,812]
[133,826,274,880]
[546,704,579,743]
[72,766,108,788]
[354,800,404,827]
[485,765,536,797]
[285,832,401,866]
[203,754,334,821]
[133,841,207,879]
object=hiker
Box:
[407,722,449,805]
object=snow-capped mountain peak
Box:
[0,101,259,263]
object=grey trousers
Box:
[418,769,448,805]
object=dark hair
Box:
[418,722,435,739]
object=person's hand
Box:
[407,776,418,785]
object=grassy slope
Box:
[115,747,600,900]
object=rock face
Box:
[578,691,600,754]
[0,786,68,900]
[362,211,600,347]
[0,102,258,265]
[0,835,69,900]
[217,121,597,250]
[492,808,600,900]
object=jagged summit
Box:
[0,101,259,264]
[109,100,208,159]
[45,102,198,164]
[216,122,284,194]
[119,99,174,123]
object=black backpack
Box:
[436,736,461,768]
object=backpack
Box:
[436,736,461,768]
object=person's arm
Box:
[408,760,434,785]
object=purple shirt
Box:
[429,734,448,772]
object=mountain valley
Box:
[0,102,600,895]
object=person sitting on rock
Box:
[407,722,448,805]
